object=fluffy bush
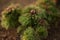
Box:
[36,26,48,39]
[21,27,40,40]
[1,4,21,29]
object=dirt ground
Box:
[0,0,36,13]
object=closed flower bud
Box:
[30,9,36,15]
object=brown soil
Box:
[0,0,36,13]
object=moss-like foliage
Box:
[19,5,48,27]
[1,8,21,29]
[21,27,40,40]
[18,5,48,40]
[36,26,48,39]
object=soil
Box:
[0,0,60,40]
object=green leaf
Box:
[1,17,9,29]
[37,8,47,19]
[48,6,57,13]
[1,8,21,29]
[19,13,30,26]
[36,26,48,38]
[21,27,38,40]
[17,26,26,33]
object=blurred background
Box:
[0,0,37,13]
[0,0,60,13]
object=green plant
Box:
[18,5,48,40]
[21,27,37,40]
[36,26,48,39]
[1,7,21,29]
[1,0,60,40]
